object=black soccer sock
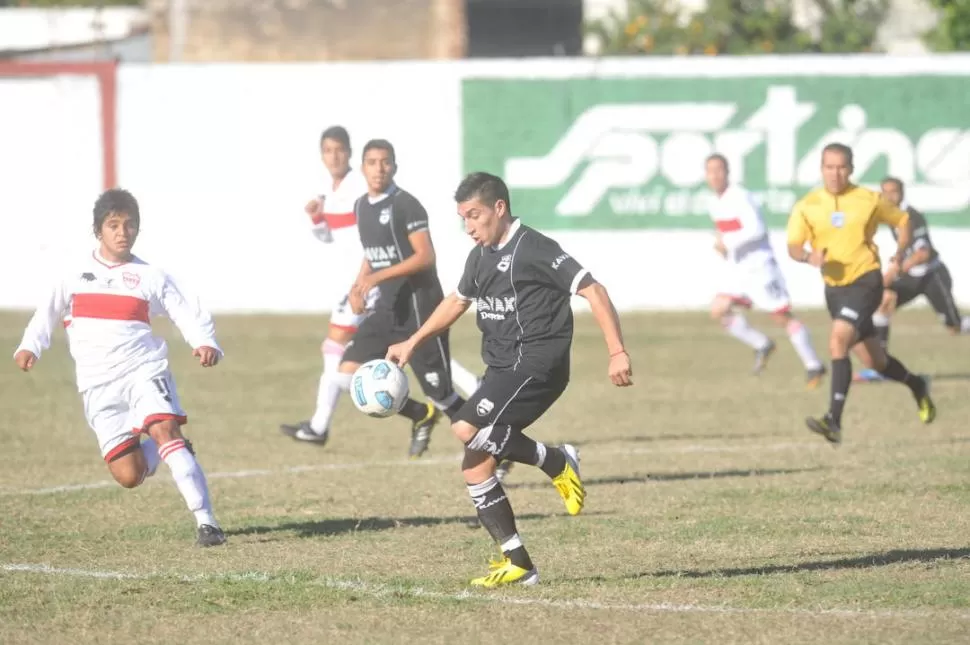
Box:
[879,355,925,397]
[476,426,567,479]
[875,323,890,351]
[397,398,429,423]
[829,358,852,425]
[467,477,533,571]
[442,396,466,421]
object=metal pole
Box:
[169,0,188,62]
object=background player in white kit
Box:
[704,154,826,387]
[13,188,226,547]
[280,126,481,444]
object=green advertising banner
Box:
[462,76,970,230]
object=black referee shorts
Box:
[342,310,455,403]
[454,367,568,431]
[889,265,963,329]
[824,269,883,340]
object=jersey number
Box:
[152,376,173,403]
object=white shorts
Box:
[82,361,187,461]
[717,256,792,314]
[330,286,381,331]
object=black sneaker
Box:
[291,423,329,446]
[806,413,841,446]
[752,341,776,375]
[196,524,227,548]
[280,421,309,438]
[409,404,440,459]
[805,365,826,389]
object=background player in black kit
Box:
[336,139,466,458]
[387,172,632,588]
[854,177,968,382]
[876,177,967,343]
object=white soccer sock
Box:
[310,339,351,434]
[450,359,481,398]
[962,316,970,333]
[872,312,890,328]
[722,313,771,351]
[159,438,217,528]
[786,319,823,370]
[140,437,161,479]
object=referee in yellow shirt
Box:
[786,143,936,444]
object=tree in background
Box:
[587,0,890,55]
[923,0,970,51]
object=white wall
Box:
[1,57,968,315]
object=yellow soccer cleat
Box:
[551,444,585,516]
[918,393,936,424]
[470,557,539,588]
[913,376,936,424]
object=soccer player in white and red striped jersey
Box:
[705,154,826,387]
[281,126,481,445]
[13,189,227,547]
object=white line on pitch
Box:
[2,562,967,620]
[0,440,813,497]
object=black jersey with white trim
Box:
[355,185,443,314]
[456,219,590,378]
[890,204,941,277]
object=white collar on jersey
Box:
[93,249,131,268]
[493,218,522,251]
[367,183,398,204]
[899,200,910,211]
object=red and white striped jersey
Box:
[708,184,773,264]
[14,251,221,392]
[311,168,367,246]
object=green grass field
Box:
[1,308,968,644]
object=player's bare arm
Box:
[193,346,220,367]
[386,294,471,367]
[305,197,322,217]
[359,229,436,293]
[786,209,826,267]
[349,257,374,314]
[714,231,728,258]
[14,350,36,371]
[577,281,632,387]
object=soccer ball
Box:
[350,359,410,418]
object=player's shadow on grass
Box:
[503,467,824,490]
[570,432,782,447]
[928,371,970,382]
[643,547,970,579]
[227,511,613,539]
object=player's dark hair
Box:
[706,153,729,172]
[362,139,396,164]
[881,176,904,194]
[320,125,351,151]
[454,172,512,214]
[93,188,140,236]
[822,142,854,166]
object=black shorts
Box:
[454,367,568,431]
[889,264,962,329]
[824,269,883,340]
[343,308,455,403]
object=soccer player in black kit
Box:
[387,172,633,588]
[336,139,466,458]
